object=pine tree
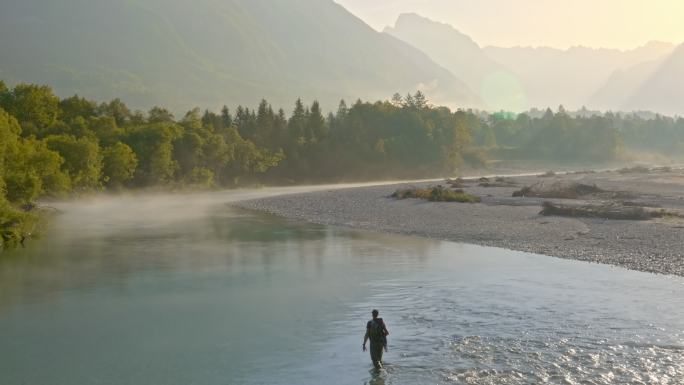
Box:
[288,99,307,145]
[220,106,233,128]
[256,99,275,148]
[391,93,403,107]
[413,91,428,109]
[337,100,348,118]
[307,101,327,143]
[404,93,415,108]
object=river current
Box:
[0,188,682,385]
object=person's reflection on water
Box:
[364,370,386,385]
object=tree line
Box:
[1,80,682,246]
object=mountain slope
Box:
[384,13,524,111]
[0,0,479,112]
[588,58,665,111]
[622,44,684,115]
[384,14,499,91]
[382,13,674,112]
[483,41,675,110]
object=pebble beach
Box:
[234,168,684,276]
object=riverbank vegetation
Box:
[392,185,481,203]
[2,80,684,246]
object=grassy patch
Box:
[392,185,481,203]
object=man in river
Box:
[362,309,389,369]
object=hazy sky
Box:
[335,0,684,49]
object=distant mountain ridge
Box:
[483,41,675,111]
[384,13,680,114]
[384,13,500,91]
[588,58,667,111]
[384,13,524,111]
[623,43,684,116]
[0,0,480,112]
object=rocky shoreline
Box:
[233,167,684,277]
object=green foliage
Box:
[0,107,67,246]
[1,79,683,247]
[229,130,284,182]
[0,108,68,203]
[0,198,31,248]
[616,114,684,155]
[0,108,21,196]
[4,138,69,202]
[0,83,60,136]
[45,135,103,192]
[102,142,138,188]
[185,167,215,188]
[489,108,624,162]
[59,95,97,122]
[299,93,478,181]
[0,81,677,201]
[148,107,175,124]
[98,99,131,127]
[124,123,180,186]
[392,185,481,203]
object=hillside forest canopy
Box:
[1,80,684,245]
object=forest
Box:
[1,80,683,246]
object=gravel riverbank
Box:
[233,168,684,277]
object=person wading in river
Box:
[362,309,389,369]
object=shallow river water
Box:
[0,188,682,385]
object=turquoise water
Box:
[0,190,682,384]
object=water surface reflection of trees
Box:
[0,207,436,314]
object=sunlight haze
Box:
[336,0,684,49]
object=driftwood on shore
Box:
[540,201,681,220]
[540,201,652,220]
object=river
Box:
[0,187,682,384]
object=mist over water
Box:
[0,187,682,385]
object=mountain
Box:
[588,58,666,111]
[483,41,675,110]
[384,13,524,111]
[622,44,684,116]
[0,0,480,113]
[382,13,675,112]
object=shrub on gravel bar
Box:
[392,185,481,203]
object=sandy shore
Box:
[233,168,684,276]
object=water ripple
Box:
[355,272,684,385]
